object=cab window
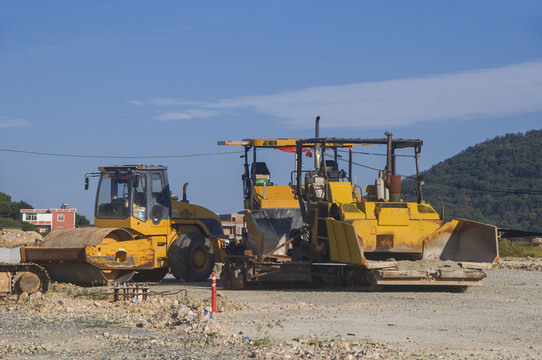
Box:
[96,173,131,219]
[132,173,147,221]
[150,172,170,224]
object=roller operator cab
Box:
[21,165,226,285]
[93,165,173,233]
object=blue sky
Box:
[1,1,542,219]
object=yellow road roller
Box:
[21,165,226,285]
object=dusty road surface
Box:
[0,259,540,359]
[213,268,542,359]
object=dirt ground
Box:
[0,230,42,249]
[0,259,541,359]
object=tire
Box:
[168,232,215,282]
[132,268,169,283]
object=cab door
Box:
[149,170,171,234]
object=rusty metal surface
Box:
[375,278,484,286]
[375,268,486,285]
[222,250,489,289]
[22,228,137,285]
[21,247,85,263]
[17,272,41,293]
[0,263,49,295]
[86,255,137,268]
[457,261,497,270]
[43,263,134,285]
[378,270,429,279]
[438,269,486,280]
[41,228,133,248]
[86,254,154,270]
[0,272,10,295]
[364,260,399,269]
[112,283,149,301]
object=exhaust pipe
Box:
[182,182,189,203]
[314,116,321,170]
[383,132,403,201]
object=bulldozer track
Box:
[0,262,50,294]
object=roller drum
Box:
[32,227,136,285]
[41,227,134,248]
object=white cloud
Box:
[128,98,204,107]
[0,118,30,128]
[140,61,542,128]
[148,98,203,106]
[154,109,221,121]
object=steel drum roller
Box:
[34,228,136,285]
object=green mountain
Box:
[402,129,542,232]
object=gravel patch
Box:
[0,230,43,248]
[0,260,540,359]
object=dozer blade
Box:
[325,217,498,286]
[21,227,138,285]
[245,208,304,255]
[423,219,499,269]
[372,219,498,286]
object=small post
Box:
[113,283,119,302]
[211,272,217,314]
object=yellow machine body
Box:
[92,201,226,269]
[294,135,499,286]
[219,138,310,257]
[21,165,226,285]
[220,132,499,288]
[250,184,299,209]
[323,182,498,271]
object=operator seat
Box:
[322,160,344,181]
[251,162,271,185]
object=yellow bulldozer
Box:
[21,165,226,285]
[219,119,499,289]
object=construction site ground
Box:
[0,258,540,360]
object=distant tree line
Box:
[0,192,36,230]
[403,129,542,232]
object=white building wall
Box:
[38,214,52,222]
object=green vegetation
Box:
[252,338,271,347]
[76,213,91,225]
[403,129,542,232]
[498,240,542,258]
[0,192,36,231]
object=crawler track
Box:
[0,262,50,295]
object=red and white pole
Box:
[211,272,217,314]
